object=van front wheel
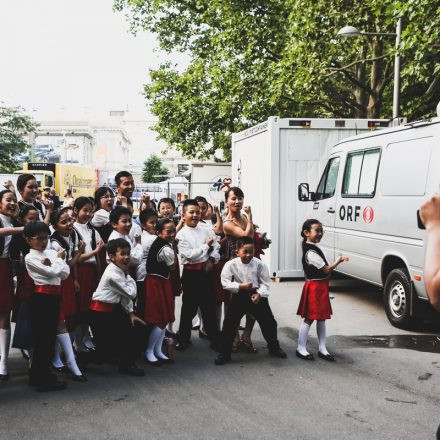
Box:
[383,268,414,329]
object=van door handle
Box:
[327,208,335,214]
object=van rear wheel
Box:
[383,268,414,329]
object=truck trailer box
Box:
[189,162,232,206]
[231,117,389,278]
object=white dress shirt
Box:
[25,248,70,286]
[135,231,157,281]
[0,214,13,257]
[107,230,143,266]
[73,222,101,264]
[221,257,270,298]
[92,262,137,313]
[50,235,78,263]
[176,224,220,265]
[90,208,110,228]
[129,222,142,240]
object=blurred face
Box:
[226,191,243,213]
[43,188,50,198]
[27,232,49,252]
[110,247,131,272]
[237,243,254,264]
[99,191,115,212]
[75,203,94,224]
[55,211,74,236]
[113,213,132,235]
[304,223,323,244]
[158,222,176,243]
[22,209,39,225]
[21,178,38,203]
[182,204,201,228]
[159,202,174,219]
[142,215,157,235]
[197,201,208,219]
[117,175,134,198]
[0,192,17,217]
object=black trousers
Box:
[89,306,137,368]
[29,294,61,385]
[178,269,221,345]
[220,292,280,357]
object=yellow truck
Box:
[14,163,97,198]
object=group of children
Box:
[0,170,346,392]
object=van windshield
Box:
[315,157,340,200]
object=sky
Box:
[0,0,186,120]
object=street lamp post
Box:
[337,17,402,121]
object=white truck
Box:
[188,162,232,207]
[297,113,440,328]
[231,116,389,278]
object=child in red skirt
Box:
[73,197,105,352]
[50,208,87,381]
[296,219,348,361]
[0,189,24,380]
[144,219,176,365]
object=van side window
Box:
[315,157,340,200]
[342,148,381,197]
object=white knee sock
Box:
[154,327,169,361]
[0,328,11,375]
[146,325,162,362]
[52,340,65,368]
[316,321,329,355]
[297,322,311,356]
[57,333,82,376]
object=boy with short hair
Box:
[215,236,287,365]
[175,199,221,350]
[88,238,145,376]
[24,221,70,391]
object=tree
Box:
[0,106,38,172]
[142,154,169,183]
[115,0,440,159]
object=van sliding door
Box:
[312,156,340,263]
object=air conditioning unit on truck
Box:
[297,113,440,329]
[14,163,97,198]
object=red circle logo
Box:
[363,206,374,223]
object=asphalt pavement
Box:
[1,278,439,440]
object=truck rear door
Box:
[311,155,341,262]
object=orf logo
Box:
[363,206,374,224]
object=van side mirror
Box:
[298,183,315,201]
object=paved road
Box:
[1,278,440,440]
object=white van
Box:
[298,115,440,329]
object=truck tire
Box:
[383,268,415,329]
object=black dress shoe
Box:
[175,341,190,351]
[119,364,145,376]
[269,347,287,359]
[144,358,162,367]
[199,330,210,340]
[52,365,69,374]
[157,357,174,364]
[71,374,88,382]
[36,380,67,392]
[214,354,231,366]
[318,351,335,362]
[0,373,10,381]
[296,350,314,360]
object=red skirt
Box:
[297,279,332,320]
[145,274,175,326]
[60,274,77,319]
[0,258,14,313]
[214,259,231,304]
[16,271,35,303]
[77,263,99,313]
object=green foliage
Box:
[142,153,169,183]
[115,0,440,159]
[0,106,38,172]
